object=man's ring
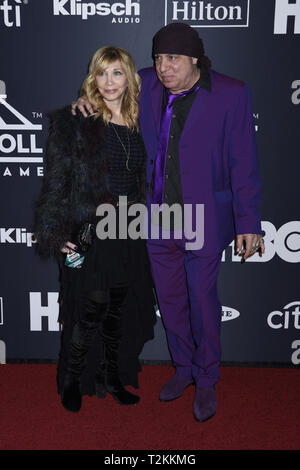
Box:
[256,238,264,247]
[251,239,264,251]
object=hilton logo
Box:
[165,0,250,28]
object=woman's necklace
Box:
[110,122,131,171]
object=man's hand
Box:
[71,95,95,117]
[235,233,265,262]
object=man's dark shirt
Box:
[151,64,211,227]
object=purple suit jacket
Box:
[138,67,262,256]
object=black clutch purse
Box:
[64,223,95,269]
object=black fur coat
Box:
[33,106,144,258]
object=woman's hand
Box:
[71,96,95,117]
[60,241,78,254]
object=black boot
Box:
[95,286,140,406]
[62,293,108,413]
[104,375,140,406]
[94,342,107,399]
[61,372,82,413]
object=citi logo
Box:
[165,0,250,28]
[267,300,300,366]
[274,0,300,34]
[0,0,27,28]
[53,0,140,21]
[267,301,300,330]
[0,228,36,247]
[0,80,43,172]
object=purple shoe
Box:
[193,386,217,422]
[159,375,194,402]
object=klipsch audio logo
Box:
[274,0,300,34]
[267,301,300,365]
[0,0,28,28]
[53,0,141,23]
[0,228,36,246]
[165,0,250,28]
[0,80,44,177]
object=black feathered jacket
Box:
[33,106,145,258]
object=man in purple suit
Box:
[138,22,264,422]
[74,23,264,422]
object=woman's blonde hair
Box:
[81,46,141,130]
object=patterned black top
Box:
[103,122,146,203]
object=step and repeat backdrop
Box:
[0,0,299,365]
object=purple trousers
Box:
[147,237,223,388]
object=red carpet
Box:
[0,365,299,450]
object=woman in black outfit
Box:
[34,46,156,413]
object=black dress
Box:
[57,123,156,395]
